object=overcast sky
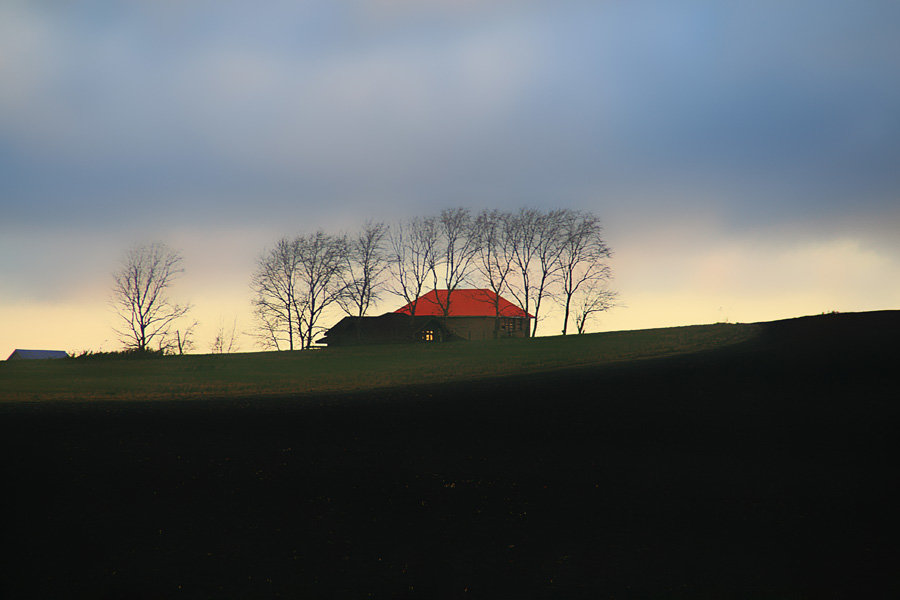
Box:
[2,0,899,358]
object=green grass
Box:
[0,323,759,402]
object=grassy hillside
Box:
[0,322,757,401]
[1,310,897,597]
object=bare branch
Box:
[111,243,192,352]
[472,209,518,333]
[528,209,568,337]
[294,231,349,349]
[387,216,436,317]
[431,208,478,317]
[555,211,613,335]
[337,220,389,318]
[574,284,619,334]
[210,317,240,354]
[250,238,301,350]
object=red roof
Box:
[394,289,533,318]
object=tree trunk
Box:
[562,293,572,335]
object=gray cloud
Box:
[2,1,899,315]
[3,2,899,226]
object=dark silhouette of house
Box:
[7,349,69,360]
[318,289,533,346]
[317,313,451,346]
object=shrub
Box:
[71,348,166,360]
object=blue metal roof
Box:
[7,349,69,360]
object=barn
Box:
[7,349,69,361]
[318,289,533,346]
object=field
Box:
[0,322,756,401]
[1,311,897,597]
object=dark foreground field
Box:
[2,311,898,597]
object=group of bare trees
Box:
[250,208,616,349]
[388,207,617,336]
[110,208,615,354]
[250,232,351,350]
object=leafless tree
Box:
[528,209,569,337]
[504,208,540,322]
[171,320,199,355]
[430,207,478,317]
[254,305,287,350]
[556,211,612,335]
[210,317,240,354]
[112,242,192,352]
[574,283,618,334]
[294,231,348,349]
[388,216,437,317]
[251,238,301,350]
[473,209,517,333]
[252,233,348,350]
[338,221,389,317]
[251,207,615,347]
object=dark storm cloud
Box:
[2,0,899,232]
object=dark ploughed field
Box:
[2,311,898,598]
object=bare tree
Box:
[210,317,240,354]
[556,211,612,335]
[430,207,478,317]
[574,283,618,334]
[338,221,389,317]
[294,231,348,349]
[251,238,301,350]
[254,305,287,351]
[473,209,517,334]
[112,242,192,352]
[529,209,568,337]
[505,208,540,323]
[388,216,437,317]
[172,320,199,355]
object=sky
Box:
[2,0,899,358]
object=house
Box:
[316,312,452,347]
[7,349,69,360]
[318,289,533,346]
[395,289,533,340]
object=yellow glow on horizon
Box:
[2,235,898,360]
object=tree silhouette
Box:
[112,242,192,352]
[556,211,612,335]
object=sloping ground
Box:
[0,322,757,401]
[0,310,897,597]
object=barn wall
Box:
[443,317,531,341]
[321,315,532,346]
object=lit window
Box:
[421,329,434,342]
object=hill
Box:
[0,310,897,596]
[1,320,757,402]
